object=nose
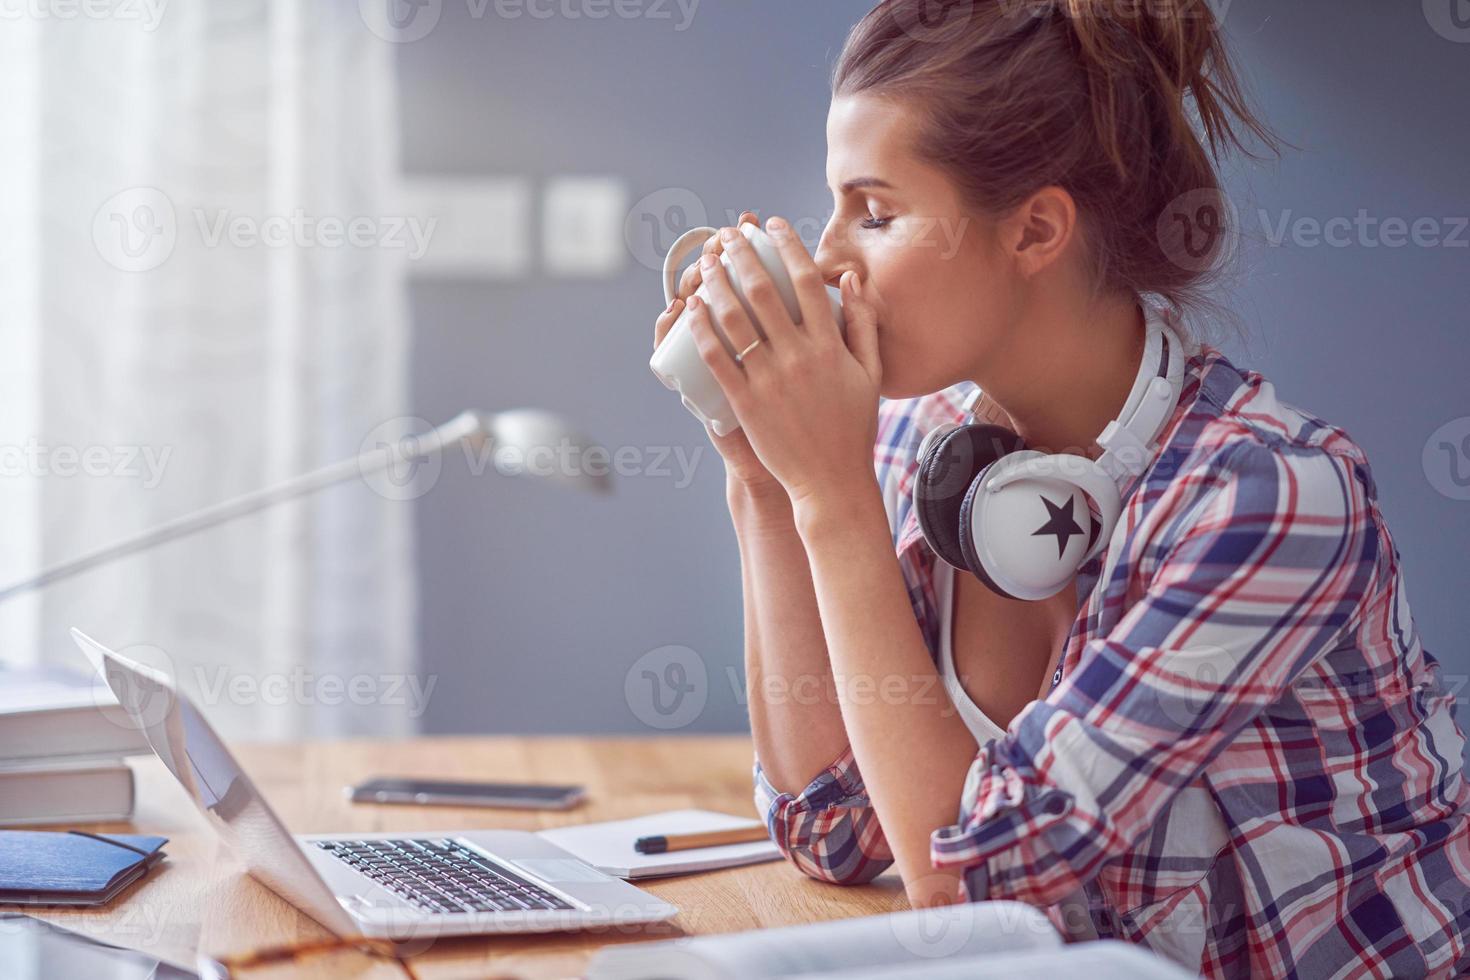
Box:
[813,217,852,289]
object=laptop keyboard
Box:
[314,838,575,914]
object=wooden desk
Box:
[15,736,907,978]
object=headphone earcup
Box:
[913,423,1026,572]
[961,451,1112,600]
[957,463,1023,600]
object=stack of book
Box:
[0,664,152,826]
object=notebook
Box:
[0,831,168,906]
[538,809,779,879]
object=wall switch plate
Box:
[543,176,628,277]
[400,176,532,279]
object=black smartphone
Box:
[346,777,586,810]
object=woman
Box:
[651,1,1470,976]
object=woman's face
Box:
[814,93,1022,400]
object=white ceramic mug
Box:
[649,223,846,436]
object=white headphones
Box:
[912,303,1187,600]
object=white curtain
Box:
[0,2,418,738]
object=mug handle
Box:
[661,226,720,308]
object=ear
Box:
[1000,185,1078,279]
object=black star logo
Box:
[1032,493,1084,560]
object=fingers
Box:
[697,249,763,359]
[677,258,704,301]
[765,216,835,340]
[700,229,724,259]
[717,224,799,347]
[673,213,757,301]
[686,295,748,400]
[654,296,685,351]
[840,271,882,384]
[671,230,722,302]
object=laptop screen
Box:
[71,629,353,935]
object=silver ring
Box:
[734,338,763,365]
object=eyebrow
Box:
[833,177,895,194]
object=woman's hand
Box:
[653,211,783,495]
[684,215,883,511]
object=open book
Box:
[585,902,1196,980]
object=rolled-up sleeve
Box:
[930,439,1381,905]
[753,744,895,885]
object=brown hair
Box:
[832,0,1278,322]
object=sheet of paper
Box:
[539,808,779,879]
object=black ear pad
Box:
[957,464,1023,600]
[913,423,1027,572]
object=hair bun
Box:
[1059,0,1271,161]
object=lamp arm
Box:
[0,411,492,605]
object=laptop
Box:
[72,629,678,940]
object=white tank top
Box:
[933,559,1100,942]
[934,559,1008,745]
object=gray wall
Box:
[399,0,1470,736]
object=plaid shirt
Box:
[753,337,1470,978]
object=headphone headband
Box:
[914,299,1188,602]
[958,301,1186,483]
[1095,302,1186,481]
